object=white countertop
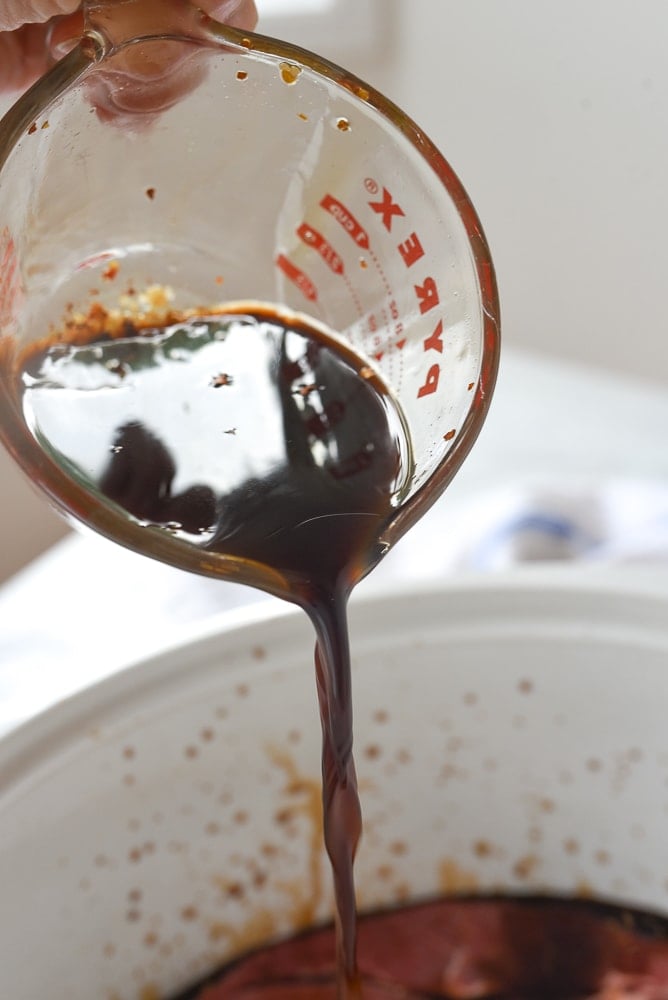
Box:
[2,347,668,734]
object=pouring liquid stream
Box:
[13,303,411,998]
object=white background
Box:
[1,0,667,583]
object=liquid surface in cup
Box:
[18,307,408,588]
[13,305,411,996]
[176,896,668,999]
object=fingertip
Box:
[0,0,79,33]
[0,24,52,94]
[48,9,84,59]
[227,1,259,31]
[200,0,259,32]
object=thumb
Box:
[0,1,79,33]
[0,24,54,93]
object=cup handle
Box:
[47,10,85,60]
[84,0,208,47]
[49,0,211,61]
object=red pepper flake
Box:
[41,120,50,130]
[28,123,37,135]
[444,429,456,441]
[468,382,475,391]
[211,372,233,388]
[145,187,156,200]
[236,70,248,81]
[102,260,120,281]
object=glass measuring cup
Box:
[0,0,500,600]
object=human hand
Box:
[0,0,258,96]
[0,2,79,93]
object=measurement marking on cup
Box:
[297,223,344,275]
[320,194,369,249]
[296,220,365,333]
[342,274,365,327]
[275,254,318,302]
[367,248,393,300]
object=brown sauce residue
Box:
[279,62,301,85]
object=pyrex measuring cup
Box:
[0,0,500,593]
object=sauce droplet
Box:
[280,62,302,85]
